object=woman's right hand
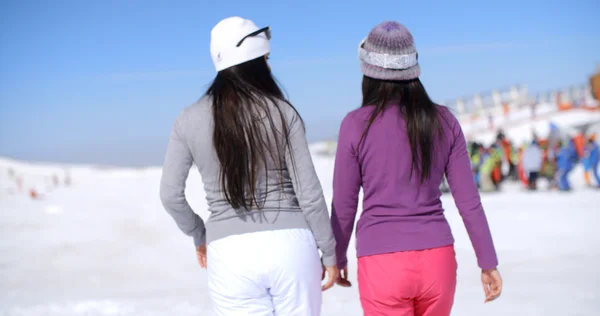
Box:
[481,268,502,303]
[196,245,207,269]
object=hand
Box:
[196,245,207,269]
[481,268,502,303]
[321,264,339,291]
[336,267,352,287]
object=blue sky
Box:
[1,0,598,166]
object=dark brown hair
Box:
[359,76,441,183]
[206,56,302,210]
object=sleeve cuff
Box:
[336,257,348,270]
[192,229,206,247]
[479,258,499,271]
[321,253,337,268]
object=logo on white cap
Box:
[210,17,271,72]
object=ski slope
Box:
[461,104,600,146]
[1,152,599,316]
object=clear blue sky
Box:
[1,0,598,166]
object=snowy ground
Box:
[0,154,599,316]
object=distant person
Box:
[469,142,483,187]
[160,17,338,315]
[517,144,529,187]
[541,147,558,190]
[496,133,518,181]
[29,188,39,200]
[490,145,503,188]
[574,132,586,159]
[479,147,502,192]
[583,135,599,188]
[522,140,543,190]
[556,139,579,191]
[331,21,502,316]
[583,146,592,186]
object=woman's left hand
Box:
[336,267,352,287]
[196,245,207,269]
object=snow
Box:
[1,152,599,315]
[1,103,599,315]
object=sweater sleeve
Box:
[445,118,498,270]
[160,117,206,247]
[285,112,337,267]
[330,114,361,270]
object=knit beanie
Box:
[359,21,420,81]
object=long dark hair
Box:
[206,56,301,210]
[359,76,442,183]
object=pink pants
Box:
[358,245,457,316]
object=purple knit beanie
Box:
[359,21,420,81]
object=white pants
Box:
[207,228,322,316]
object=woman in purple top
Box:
[331,21,503,315]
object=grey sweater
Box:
[159,96,336,266]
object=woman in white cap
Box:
[160,17,338,315]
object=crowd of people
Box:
[465,130,599,192]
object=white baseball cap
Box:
[210,17,271,72]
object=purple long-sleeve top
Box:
[331,104,498,271]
